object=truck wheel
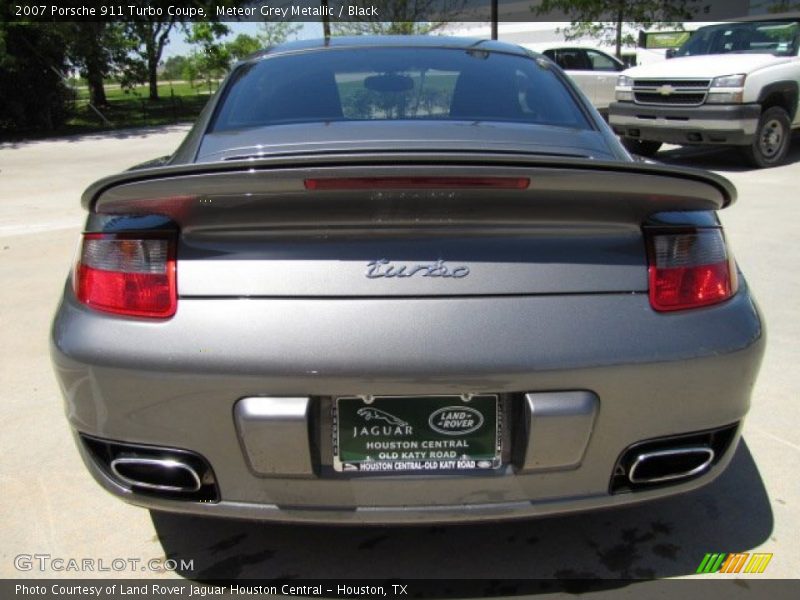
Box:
[742,106,791,168]
[621,139,662,157]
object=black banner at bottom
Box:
[4,579,800,599]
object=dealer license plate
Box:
[332,395,501,473]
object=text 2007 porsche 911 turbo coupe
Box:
[50,37,764,523]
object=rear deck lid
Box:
[86,154,735,298]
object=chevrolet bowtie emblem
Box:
[657,84,676,96]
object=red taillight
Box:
[646,229,738,312]
[304,177,530,190]
[74,233,176,318]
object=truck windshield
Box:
[675,21,799,57]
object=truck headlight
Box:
[617,75,634,87]
[710,74,746,87]
[616,75,634,101]
[707,74,746,104]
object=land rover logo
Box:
[657,84,676,96]
[428,406,484,436]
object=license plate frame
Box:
[332,395,502,473]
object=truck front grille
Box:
[633,79,710,107]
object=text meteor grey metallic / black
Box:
[50,37,765,523]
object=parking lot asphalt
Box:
[0,127,797,581]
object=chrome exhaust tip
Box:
[110,457,202,493]
[610,423,739,493]
[628,447,715,485]
[80,434,219,502]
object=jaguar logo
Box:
[428,406,485,436]
[366,259,470,279]
[353,407,413,438]
[356,407,409,427]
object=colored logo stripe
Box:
[720,553,749,573]
[697,553,726,573]
[745,553,773,574]
[696,552,773,574]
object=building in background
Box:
[446,0,786,66]
[444,22,718,67]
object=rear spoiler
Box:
[83,152,736,229]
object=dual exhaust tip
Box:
[108,448,715,492]
[84,424,736,500]
[105,443,716,491]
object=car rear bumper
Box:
[609,102,761,145]
[51,284,764,523]
[75,428,742,524]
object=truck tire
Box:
[742,106,791,168]
[621,139,662,157]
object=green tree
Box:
[161,55,191,81]
[331,0,464,35]
[767,1,800,10]
[333,21,442,35]
[257,22,301,47]
[533,0,703,58]
[185,22,231,91]
[182,54,201,88]
[198,24,299,67]
[66,23,135,106]
[0,21,73,133]
[186,22,231,70]
[226,33,262,61]
[124,1,247,100]
[184,14,298,79]
[125,17,179,100]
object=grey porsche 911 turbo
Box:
[51,37,764,523]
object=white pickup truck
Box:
[609,17,800,167]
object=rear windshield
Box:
[675,21,799,57]
[210,47,590,132]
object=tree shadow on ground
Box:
[0,124,192,150]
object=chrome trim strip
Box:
[234,397,314,477]
[632,79,711,87]
[521,391,598,471]
[634,96,708,107]
[608,114,759,135]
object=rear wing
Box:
[83,153,736,230]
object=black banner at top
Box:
[2,0,797,24]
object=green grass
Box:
[59,80,218,136]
